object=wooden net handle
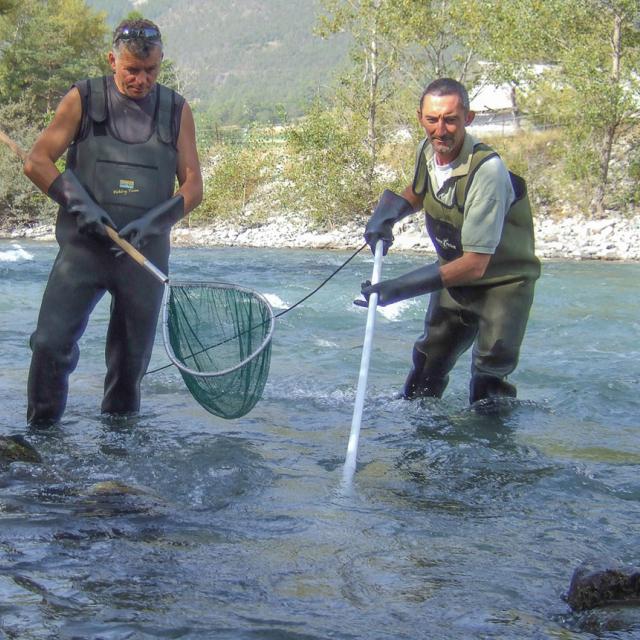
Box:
[105,226,169,284]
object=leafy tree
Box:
[0,0,109,115]
[0,0,19,45]
[0,0,18,16]
[0,101,52,228]
[315,0,491,212]
[0,0,111,226]
[475,0,640,216]
[317,0,409,183]
[400,0,487,84]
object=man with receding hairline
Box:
[357,78,540,405]
[23,18,203,425]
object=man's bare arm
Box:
[400,184,491,286]
[401,184,424,212]
[23,88,82,193]
[440,252,491,286]
[175,101,203,215]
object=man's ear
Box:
[108,51,116,71]
[465,110,476,126]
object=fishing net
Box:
[162,281,275,419]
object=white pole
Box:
[343,239,384,485]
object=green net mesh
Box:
[162,282,274,419]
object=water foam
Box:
[376,299,415,321]
[263,292,288,309]
[0,243,33,262]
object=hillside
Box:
[86,0,350,122]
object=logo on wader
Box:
[113,179,140,196]
[435,236,458,252]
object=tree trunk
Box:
[510,84,521,132]
[367,19,379,184]
[590,122,617,217]
[589,12,622,217]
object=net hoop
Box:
[161,280,275,379]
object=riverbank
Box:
[6,209,640,261]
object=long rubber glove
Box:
[364,189,415,256]
[119,194,185,249]
[354,262,443,307]
[48,169,116,239]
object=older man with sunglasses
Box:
[23,19,203,425]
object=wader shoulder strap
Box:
[156,84,175,145]
[412,138,431,197]
[509,172,527,202]
[455,143,498,212]
[87,77,108,124]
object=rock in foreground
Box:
[0,434,42,466]
[567,561,640,611]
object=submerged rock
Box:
[0,434,42,465]
[78,480,164,517]
[86,480,148,496]
[567,561,640,611]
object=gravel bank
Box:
[5,210,640,261]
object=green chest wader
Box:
[403,142,540,404]
[414,141,541,286]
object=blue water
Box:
[1,239,639,639]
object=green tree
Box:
[318,0,426,185]
[0,0,109,115]
[315,0,489,211]
[400,0,486,84]
[0,0,111,227]
[0,0,18,17]
[476,0,640,216]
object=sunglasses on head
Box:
[114,27,161,43]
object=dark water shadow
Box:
[365,397,561,517]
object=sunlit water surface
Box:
[1,240,639,639]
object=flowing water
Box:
[1,239,639,639]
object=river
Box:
[1,239,639,639]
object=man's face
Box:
[417,93,474,164]
[108,46,163,99]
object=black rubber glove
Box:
[119,195,185,250]
[48,169,116,239]
[364,189,415,256]
[354,262,443,307]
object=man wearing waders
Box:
[357,78,540,404]
[23,19,203,425]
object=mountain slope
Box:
[86,0,350,122]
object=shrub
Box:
[281,101,388,228]
[193,128,280,226]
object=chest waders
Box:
[27,77,179,424]
[403,142,540,404]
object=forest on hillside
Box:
[1,0,639,231]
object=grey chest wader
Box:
[403,142,540,404]
[28,77,179,424]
